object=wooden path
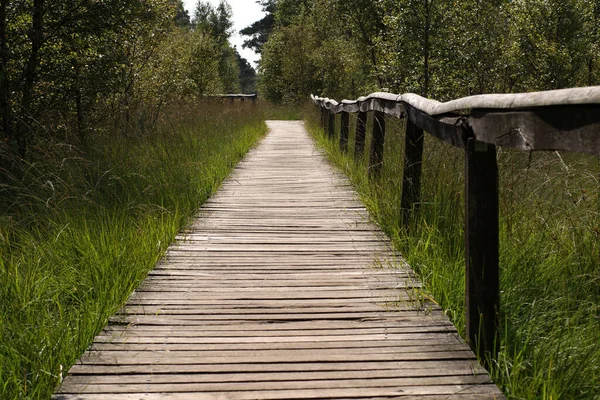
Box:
[54,121,504,399]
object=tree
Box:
[507,0,589,91]
[258,0,380,102]
[240,0,276,54]
[189,30,222,96]
[0,0,180,152]
[0,0,10,146]
[235,49,257,94]
[194,0,232,43]
[219,45,241,93]
[192,0,241,94]
[440,0,510,97]
[332,0,386,87]
[171,0,191,27]
[378,0,448,98]
[581,0,600,86]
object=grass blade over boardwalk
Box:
[54,121,504,399]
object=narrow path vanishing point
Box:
[54,121,504,399]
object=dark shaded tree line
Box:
[0,0,255,156]
[249,0,600,103]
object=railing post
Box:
[340,112,349,152]
[355,111,367,161]
[369,111,385,176]
[401,119,424,226]
[320,107,327,129]
[464,137,500,363]
[327,110,335,139]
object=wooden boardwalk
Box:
[54,121,504,399]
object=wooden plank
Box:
[58,368,490,385]
[90,339,466,351]
[75,350,478,365]
[57,375,494,394]
[55,386,503,400]
[101,320,454,332]
[471,105,600,154]
[93,334,457,345]
[67,360,484,375]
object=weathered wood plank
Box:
[66,359,484,375]
[55,385,503,399]
[58,375,494,394]
[58,368,490,385]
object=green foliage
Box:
[259,24,319,103]
[171,0,191,27]
[0,0,255,156]
[258,0,382,103]
[258,0,600,103]
[0,0,180,152]
[240,0,276,54]
[219,45,241,94]
[194,0,233,43]
[192,0,248,95]
[508,0,590,90]
[236,50,257,94]
[189,30,223,96]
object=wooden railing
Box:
[209,94,258,103]
[311,87,600,360]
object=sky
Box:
[183,0,266,68]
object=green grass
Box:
[0,101,267,399]
[305,105,600,399]
[258,101,304,120]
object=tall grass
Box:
[0,100,267,399]
[305,105,600,399]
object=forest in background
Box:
[0,0,256,158]
[248,0,600,103]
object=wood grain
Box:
[54,121,504,399]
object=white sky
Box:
[183,0,266,68]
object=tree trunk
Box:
[422,0,432,97]
[0,0,10,143]
[75,89,87,149]
[19,0,45,156]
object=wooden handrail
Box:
[312,87,600,154]
[208,94,258,102]
[311,86,600,363]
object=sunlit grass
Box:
[0,101,267,399]
[306,104,600,399]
